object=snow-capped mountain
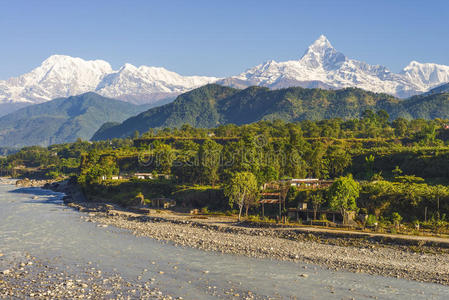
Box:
[0,55,219,108]
[0,55,113,104]
[219,35,449,98]
[97,63,220,104]
[1,36,449,116]
[401,61,449,92]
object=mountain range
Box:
[0,93,148,147]
[91,84,449,141]
[1,35,449,116]
[1,81,448,147]
[218,35,449,98]
[0,55,218,116]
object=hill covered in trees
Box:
[92,84,449,140]
[3,114,449,234]
[0,92,148,147]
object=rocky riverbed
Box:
[0,251,174,299]
[15,178,56,188]
[78,209,449,286]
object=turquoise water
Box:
[0,183,448,299]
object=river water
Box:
[0,183,448,299]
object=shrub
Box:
[366,214,378,226]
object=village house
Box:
[287,178,334,189]
[134,173,154,179]
[133,173,172,180]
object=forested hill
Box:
[0,92,148,147]
[92,84,449,140]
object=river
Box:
[0,183,448,299]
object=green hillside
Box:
[92,84,423,140]
[0,92,147,147]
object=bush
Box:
[366,214,378,226]
[135,192,145,206]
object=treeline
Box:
[80,110,449,185]
[2,112,449,227]
[3,110,449,184]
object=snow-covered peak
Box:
[299,35,346,69]
[39,55,113,75]
[401,61,449,90]
[222,35,449,98]
[2,37,449,112]
[97,62,219,103]
[0,55,219,106]
[0,55,113,103]
[119,63,139,72]
[308,35,333,51]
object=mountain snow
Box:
[0,55,219,105]
[97,63,220,104]
[1,35,449,110]
[401,61,449,91]
[219,35,449,98]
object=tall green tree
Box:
[199,139,223,186]
[329,174,360,224]
[310,192,325,220]
[326,147,351,178]
[154,144,175,174]
[224,172,259,221]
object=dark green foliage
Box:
[92,84,449,140]
[83,179,176,207]
[172,186,227,210]
[5,110,449,225]
[358,180,449,222]
[92,85,239,140]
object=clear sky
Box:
[0,0,448,79]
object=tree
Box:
[81,153,119,184]
[154,144,175,174]
[364,154,375,179]
[306,142,328,178]
[376,110,389,126]
[224,172,259,221]
[310,192,325,220]
[430,185,448,220]
[135,192,146,206]
[199,139,223,186]
[392,118,408,137]
[392,212,402,230]
[329,174,360,224]
[326,147,351,178]
[392,166,403,177]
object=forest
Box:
[2,110,449,234]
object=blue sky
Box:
[0,0,448,78]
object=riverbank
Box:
[0,251,172,299]
[21,179,449,286]
[61,200,449,286]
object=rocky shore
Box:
[0,251,174,299]
[10,179,449,289]
[15,178,55,188]
[79,210,449,286]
